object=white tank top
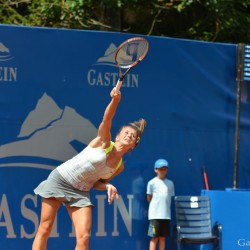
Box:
[57,142,122,191]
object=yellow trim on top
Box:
[104,141,114,154]
[104,141,122,169]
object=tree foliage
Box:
[0,0,249,43]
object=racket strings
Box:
[116,40,148,68]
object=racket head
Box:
[115,37,149,69]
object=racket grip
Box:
[115,79,123,93]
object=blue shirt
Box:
[147,177,175,220]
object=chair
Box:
[171,196,222,250]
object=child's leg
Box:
[149,237,158,250]
[159,236,166,250]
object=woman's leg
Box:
[32,197,61,250]
[67,206,92,250]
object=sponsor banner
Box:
[0,24,249,249]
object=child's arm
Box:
[147,194,152,202]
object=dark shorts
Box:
[148,219,170,237]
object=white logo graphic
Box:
[0,93,98,170]
[0,42,14,61]
[95,43,117,66]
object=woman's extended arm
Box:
[98,88,121,144]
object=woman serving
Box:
[32,87,146,250]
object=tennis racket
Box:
[114,37,149,93]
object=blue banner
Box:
[0,24,249,249]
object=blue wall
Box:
[0,24,249,249]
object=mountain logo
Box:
[94,43,117,67]
[0,42,14,61]
[0,93,98,170]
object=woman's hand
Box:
[110,87,121,101]
[106,183,119,204]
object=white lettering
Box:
[69,221,76,237]
[0,67,17,82]
[0,194,16,238]
[238,238,250,246]
[88,69,96,85]
[112,195,133,236]
[0,193,134,239]
[87,69,139,88]
[20,194,38,239]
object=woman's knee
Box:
[76,231,91,246]
[37,221,54,237]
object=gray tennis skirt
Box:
[34,169,93,208]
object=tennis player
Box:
[32,87,146,250]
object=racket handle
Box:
[115,79,123,93]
